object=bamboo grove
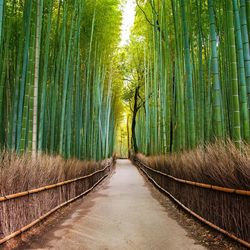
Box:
[0,0,122,160]
[128,0,250,155]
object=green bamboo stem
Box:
[16,0,32,152]
[208,0,224,140]
[240,0,250,124]
[180,0,196,148]
[233,0,249,141]
[227,0,242,147]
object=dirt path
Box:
[19,159,206,250]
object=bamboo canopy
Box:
[0,0,122,160]
[126,0,250,154]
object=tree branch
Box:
[135,0,155,27]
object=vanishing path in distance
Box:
[21,159,206,250]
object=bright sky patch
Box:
[120,0,136,47]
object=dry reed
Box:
[0,152,113,240]
[133,141,250,243]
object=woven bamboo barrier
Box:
[133,157,250,249]
[0,174,108,245]
[0,162,113,246]
[133,158,250,196]
[0,165,109,202]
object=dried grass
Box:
[137,140,250,189]
[134,141,250,243]
[0,152,113,240]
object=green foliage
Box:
[1,0,250,159]
[128,0,250,154]
[0,0,122,160]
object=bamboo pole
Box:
[134,158,250,196]
[0,173,109,245]
[32,0,43,158]
[0,164,111,202]
[138,164,250,249]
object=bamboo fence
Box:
[0,162,113,245]
[133,157,250,248]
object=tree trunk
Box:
[131,86,140,153]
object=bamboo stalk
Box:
[32,0,43,158]
[16,0,33,152]
[0,0,3,44]
[208,0,224,140]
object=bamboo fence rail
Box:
[0,164,110,202]
[133,158,250,196]
[0,162,113,245]
[133,157,250,249]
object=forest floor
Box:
[4,160,246,250]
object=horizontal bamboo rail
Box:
[0,173,109,245]
[0,164,110,202]
[134,158,250,196]
[137,165,250,249]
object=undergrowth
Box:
[137,141,250,189]
[0,152,112,241]
[135,141,250,243]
